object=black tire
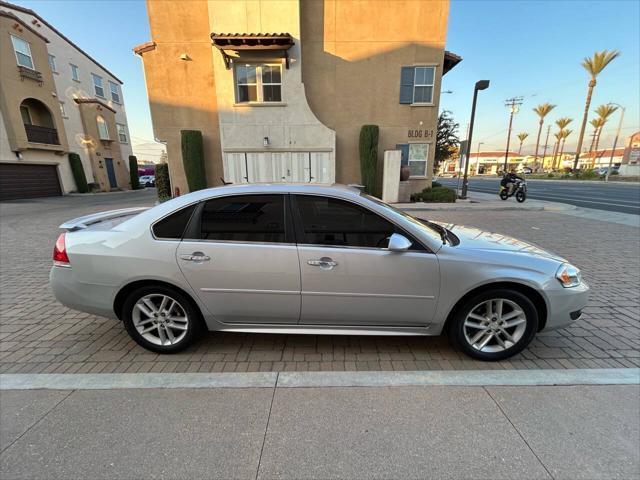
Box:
[447,289,538,361]
[516,190,526,203]
[122,285,203,353]
[499,190,509,200]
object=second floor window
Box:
[399,65,436,105]
[48,54,57,72]
[70,64,79,81]
[92,73,105,98]
[96,115,109,140]
[116,123,127,143]
[11,35,34,69]
[109,81,121,103]
[235,64,282,103]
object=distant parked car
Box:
[139,175,156,187]
[521,167,533,175]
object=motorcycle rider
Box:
[501,168,524,195]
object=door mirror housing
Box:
[387,233,412,252]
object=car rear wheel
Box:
[448,289,538,361]
[122,285,202,353]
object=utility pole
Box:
[503,97,524,172]
[540,125,551,172]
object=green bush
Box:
[155,163,171,200]
[611,170,619,175]
[577,169,599,179]
[129,155,140,190]
[547,172,555,178]
[68,152,88,193]
[411,185,456,203]
[359,125,379,194]
[181,130,206,192]
[432,181,442,188]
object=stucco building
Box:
[0,1,132,200]
[135,0,460,194]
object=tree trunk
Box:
[552,140,559,170]
[593,126,603,166]
[560,138,566,162]
[533,120,543,161]
[518,142,523,155]
[573,79,596,170]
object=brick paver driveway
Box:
[1,190,638,373]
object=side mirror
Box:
[387,233,412,252]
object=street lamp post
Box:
[474,142,484,176]
[461,80,490,199]
[605,103,625,182]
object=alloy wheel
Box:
[132,294,189,346]
[463,298,527,353]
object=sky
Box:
[14,0,640,160]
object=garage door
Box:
[0,163,62,201]
[224,152,332,184]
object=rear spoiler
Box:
[59,207,149,231]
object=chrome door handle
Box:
[307,257,338,269]
[180,252,211,262]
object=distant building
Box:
[441,151,522,176]
[134,0,460,195]
[0,1,132,200]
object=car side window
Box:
[197,194,286,243]
[152,204,196,239]
[294,195,416,249]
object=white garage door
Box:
[224,152,332,184]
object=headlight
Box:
[556,263,582,288]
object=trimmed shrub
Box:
[411,185,456,203]
[432,181,442,188]
[155,163,171,200]
[181,130,206,192]
[359,125,379,194]
[547,172,555,178]
[68,152,89,193]
[129,155,140,189]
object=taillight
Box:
[53,233,70,265]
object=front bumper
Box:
[50,266,118,319]
[543,281,589,331]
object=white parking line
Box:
[1,368,638,390]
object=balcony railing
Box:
[24,124,60,145]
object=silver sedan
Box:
[50,184,588,360]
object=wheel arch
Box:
[443,281,548,332]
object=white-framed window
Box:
[48,54,57,72]
[59,101,67,117]
[108,81,121,103]
[234,63,282,103]
[70,63,79,81]
[20,105,32,125]
[10,35,34,69]
[413,66,435,104]
[408,143,429,178]
[92,73,105,97]
[116,123,127,143]
[96,115,109,140]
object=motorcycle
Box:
[499,178,527,202]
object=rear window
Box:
[152,204,196,239]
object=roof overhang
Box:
[210,33,295,69]
[74,98,116,113]
[443,51,462,75]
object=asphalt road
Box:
[437,177,640,215]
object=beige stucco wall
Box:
[300,0,450,190]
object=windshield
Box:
[360,193,445,244]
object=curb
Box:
[1,368,638,390]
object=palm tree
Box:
[552,131,563,169]
[588,117,605,167]
[572,50,621,170]
[533,103,556,164]
[593,104,618,157]
[559,129,573,164]
[516,132,529,155]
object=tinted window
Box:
[153,204,196,239]
[199,195,286,243]
[295,195,398,249]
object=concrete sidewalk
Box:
[1,371,639,480]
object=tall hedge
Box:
[155,163,171,200]
[181,130,206,192]
[129,155,140,190]
[359,125,379,194]
[68,152,88,193]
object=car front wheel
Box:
[122,285,202,353]
[448,289,538,361]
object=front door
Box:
[104,158,117,188]
[176,193,300,324]
[293,195,439,326]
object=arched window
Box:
[96,115,109,140]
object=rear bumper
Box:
[50,266,118,319]
[543,281,589,331]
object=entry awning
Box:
[210,33,295,69]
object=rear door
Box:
[176,194,301,324]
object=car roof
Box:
[180,183,363,201]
